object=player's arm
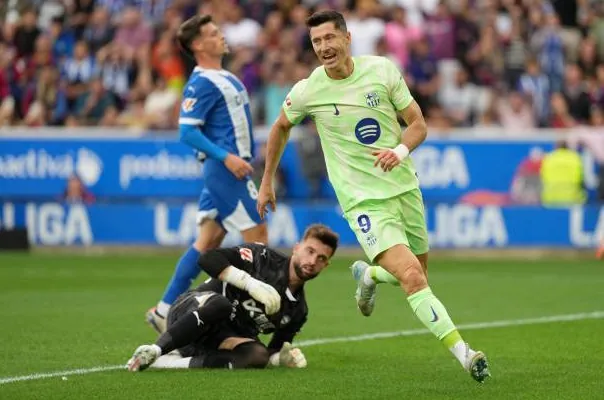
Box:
[267,314,306,352]
[257,80,308,218]
[397,100,428,153]
[266,315,308,368]
[179,80,252,179]
[178,81,228,161]
[373,60,428,172]
[198,247,281,314]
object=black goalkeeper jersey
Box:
[193,243,308,351]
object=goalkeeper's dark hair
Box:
[302,224,339,256]
[306,10,347,32]
[177,14,213,58]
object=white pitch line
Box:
[1,311,602,385]
[296,310,604,347]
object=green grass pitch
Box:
[0,251,603,399]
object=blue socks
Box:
[158,246,201,315]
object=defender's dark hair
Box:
[177,14,213,57]
[306,10,347,32]
[302,224,339,256]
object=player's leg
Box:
[348,194,489,382]
[346,199,403,316]
[241,222,268,243]
[390,191,489,382]
[375,244,489,379]
[214,175,267,243]
[149,339,270,370]
[128,291,233,371]
[352,190,429,290]
[350,190,431,315]
[416,252,428,276]
[148,189,227,332]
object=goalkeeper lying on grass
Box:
[126,224,339,371]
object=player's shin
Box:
[407,287,471,366]
[156,295,232,355]
[158,246,201,316]
[189,342,270,369]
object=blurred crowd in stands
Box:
[0,0,603,132]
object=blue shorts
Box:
[197,161,262,233]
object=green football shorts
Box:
[344,188,430,262]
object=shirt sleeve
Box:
[178,77,219,126]
[198,244,269,277]
[282,79,308,125]
[267,313,307,353]
[384,58,414,111]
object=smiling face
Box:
[309,22,351,72]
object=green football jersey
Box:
[283,55,420,212]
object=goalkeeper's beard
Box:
[293,262,319,281]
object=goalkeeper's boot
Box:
[126,344,161,372]
[464,345,491,383]
[146,307,167,334]
[351,260,377,317]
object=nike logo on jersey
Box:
[429,306,439,322]
[333,104,340,116]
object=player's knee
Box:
[234,342,270,369]
[399,261,428,295]
[194,235,221,252]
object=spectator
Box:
[222,3,262,50]
[424,1,455,61]
[384,6,422,68]
[62,174,96,204]
[549,92,576,128]
[151,31,185,92]
[62,41,95,110]
[69,77,118,126]
[82,7,115,53]
[518,58,551,126]
[12,8,40,58]
[49,16,76,61]
[346,0,385,57]
[113,7,152,53]
[439,66,481,127]
[561,63,593,124]
[142,75,179,129]
[496,90,536,131]
[531,12,565,92]
[0,0,600,132]
[407,38,439,111]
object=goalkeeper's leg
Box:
[150,341,270,370]
[148,218,226,333]
[377,244,490,383]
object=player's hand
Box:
[372,149,401,172]
[278,342,307,368]
[246,279,281,315]
[257,182,276,220]
[224,154,254,179]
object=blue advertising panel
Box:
[1,201,601,248]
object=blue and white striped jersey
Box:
[179,67,255,160]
